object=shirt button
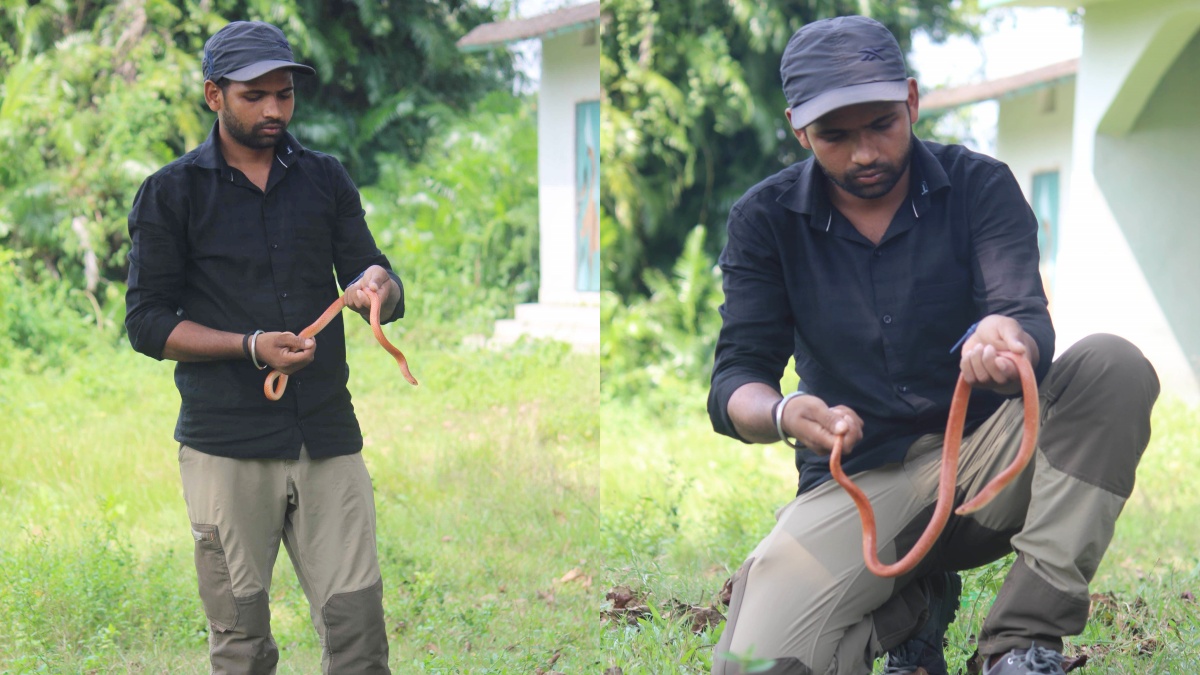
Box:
[280,292,288,299]
[272,244,278,250]
[882,314,893,324]
[873,249,882,258]
[898,385,910,393]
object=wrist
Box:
[248,330,267,370]
[773,390,808,449]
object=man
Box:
[707,15,1159,675]
[125,21,398,674]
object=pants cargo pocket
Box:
[191,523,239,632]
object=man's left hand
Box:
[344,265,401,322]
[960,314,1040,395]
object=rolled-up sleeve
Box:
[125,177,188,360]
[708,206,796,442]
[969,164,1056,380]
[330,161,405,324]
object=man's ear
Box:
[785,108,813,150]
[203,80,223,113]
[796,127,812,151]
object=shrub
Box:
[601,225,724,415]
[361,91,540,341]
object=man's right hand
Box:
[782,395,864,456]
[254,332,316,374]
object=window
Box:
[1031,170,1059,302]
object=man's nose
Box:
[851,138,879,167]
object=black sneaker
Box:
[981,643,1065,675]
[882,571,963,675]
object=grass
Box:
[0,321,601,673]
[3,323,1198,673]
[597,385,1200,674]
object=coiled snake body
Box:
[263,288,418,401]
[830,351,1039,578]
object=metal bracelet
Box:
[774,390,808,449]
[249,330,267,371]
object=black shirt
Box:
[125,122,404,460]
[708,139,1053,494]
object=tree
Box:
[601,0,979,298]
[0,0,515,309]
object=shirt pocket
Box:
[913,278,974,362]
[289,207,335,288]
[190,522,240,632]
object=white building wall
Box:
[996,82,1075,223]
[538,28,601,305]
[996,80,1075,304]
[1054,0,1200,401]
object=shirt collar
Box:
[909,137,951,218]
[776,136,952,226]
[191,121,307,173]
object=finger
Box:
[998,323,1027,354]
[980,345,1007,383]
[831,405,864,429]
[961,345,986,383]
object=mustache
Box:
[255,120,286,131]
[847,163,892,179]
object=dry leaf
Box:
[718,576,734,607]
[1062,654,1087,672]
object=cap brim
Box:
[789,80,909,130]
[223,60,316,82]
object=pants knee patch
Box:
[323,578,389,674]
[209,590,278,675]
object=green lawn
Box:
[0,322,601,673]
[597,388,1200,674]
[2,325,1198,673]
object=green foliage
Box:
[1,0,520,328]
[601,225,724,410]
[0,249,125,373]
[225,0,515,183]
[0,0,206,294]
[0,513,200,672]
[602,0,981,297]
[362,91,539,340]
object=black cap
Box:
[202,21,316,83]
[780,16,909,130]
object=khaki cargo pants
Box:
[180,445,390,674]
[713,334,1160,675]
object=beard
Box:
[219,109,286,150]
[817,135,914,200]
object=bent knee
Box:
[1061,334,1160,401]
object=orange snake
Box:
[263,288,418,401]
[829,351,1039,578]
